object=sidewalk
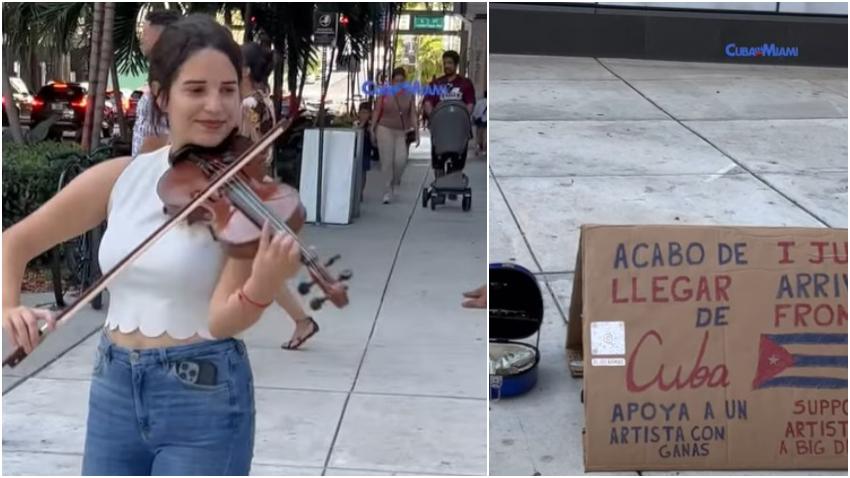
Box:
[2,137,488,476]
[489,54,847,475]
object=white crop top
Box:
[99,146,227,339]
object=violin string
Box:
[208,160,302,246]
[203,160,331,282]
[228,176,332,282]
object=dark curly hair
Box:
[145,9,181,27]
[241,42,274,85]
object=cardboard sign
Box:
[566,225,848,471]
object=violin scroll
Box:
[297,253,352,311]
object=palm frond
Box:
[112,2,145,76]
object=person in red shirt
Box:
[423,50,476,116]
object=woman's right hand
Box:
[246,221,302,302]
[3,306,57,354]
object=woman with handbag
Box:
[371,67,420,204]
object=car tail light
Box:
[71,97,87,108]
[32,98,44,108]
[53,83,67,90]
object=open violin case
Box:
[489,262,543,399]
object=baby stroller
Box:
[422,100,472,211]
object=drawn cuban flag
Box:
[752,333,848,390]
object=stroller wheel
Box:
[430,197,436,210]
[422,189,429,208]
[462,195,471,211]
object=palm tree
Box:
[89,2,115,153]
[3,2,151,147]
[81,2,104,151]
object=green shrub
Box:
[2,141,83,231]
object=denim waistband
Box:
[97,329,246,365]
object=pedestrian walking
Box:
[239,41,319,351]
[371,67,419,205]
[132,9,180,158]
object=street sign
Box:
[314,12,337,46]
[412,15,444,30]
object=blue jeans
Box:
[82,331,255,475]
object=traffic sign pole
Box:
[312,11,338,225]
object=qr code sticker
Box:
[590,321,625,356]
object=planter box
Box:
[299,128,364,224]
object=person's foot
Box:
[383,192,391,204]
[282,317,320,350]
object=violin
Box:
[3,115,350,368]
[158,130,351,310]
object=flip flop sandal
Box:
[281,317,320,350]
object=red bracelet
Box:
[238,287,273,309]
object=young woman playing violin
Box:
[2,15,300,475]
[238,41,319,350]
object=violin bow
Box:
[3,118,297,368]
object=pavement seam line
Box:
[533,270,576,276]
[256,384,485,401]
[489,116,848,123]
[320,165,432,475]
[594,57,834,228]
[324,465,478,476]
[491,171,846,179]
[1,449,84,457]
[491,172,754,179]
[490,168,569,325]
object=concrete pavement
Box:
[489,54,847,476]
[2,136,488,476]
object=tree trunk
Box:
[345,68,350,115]
[3,48,25,144]
[368,15,377,103]
[111,62,128,141]
[90,2,115,152]
[82,2,104,151]
[27,49,39,92]
[381,6,394,82]
[320,46,336,111]
[390,14,400,71]
[296,51,309,117]
[244,3,253,41]
[273,49,284,122]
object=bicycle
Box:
[49,144,113,310]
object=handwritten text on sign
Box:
[609,400,747,458]
[604,240,848,460]
[608,241,847,393]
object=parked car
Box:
[125,89,143,125]
[2,76,34,126]
[29,82,114,140]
